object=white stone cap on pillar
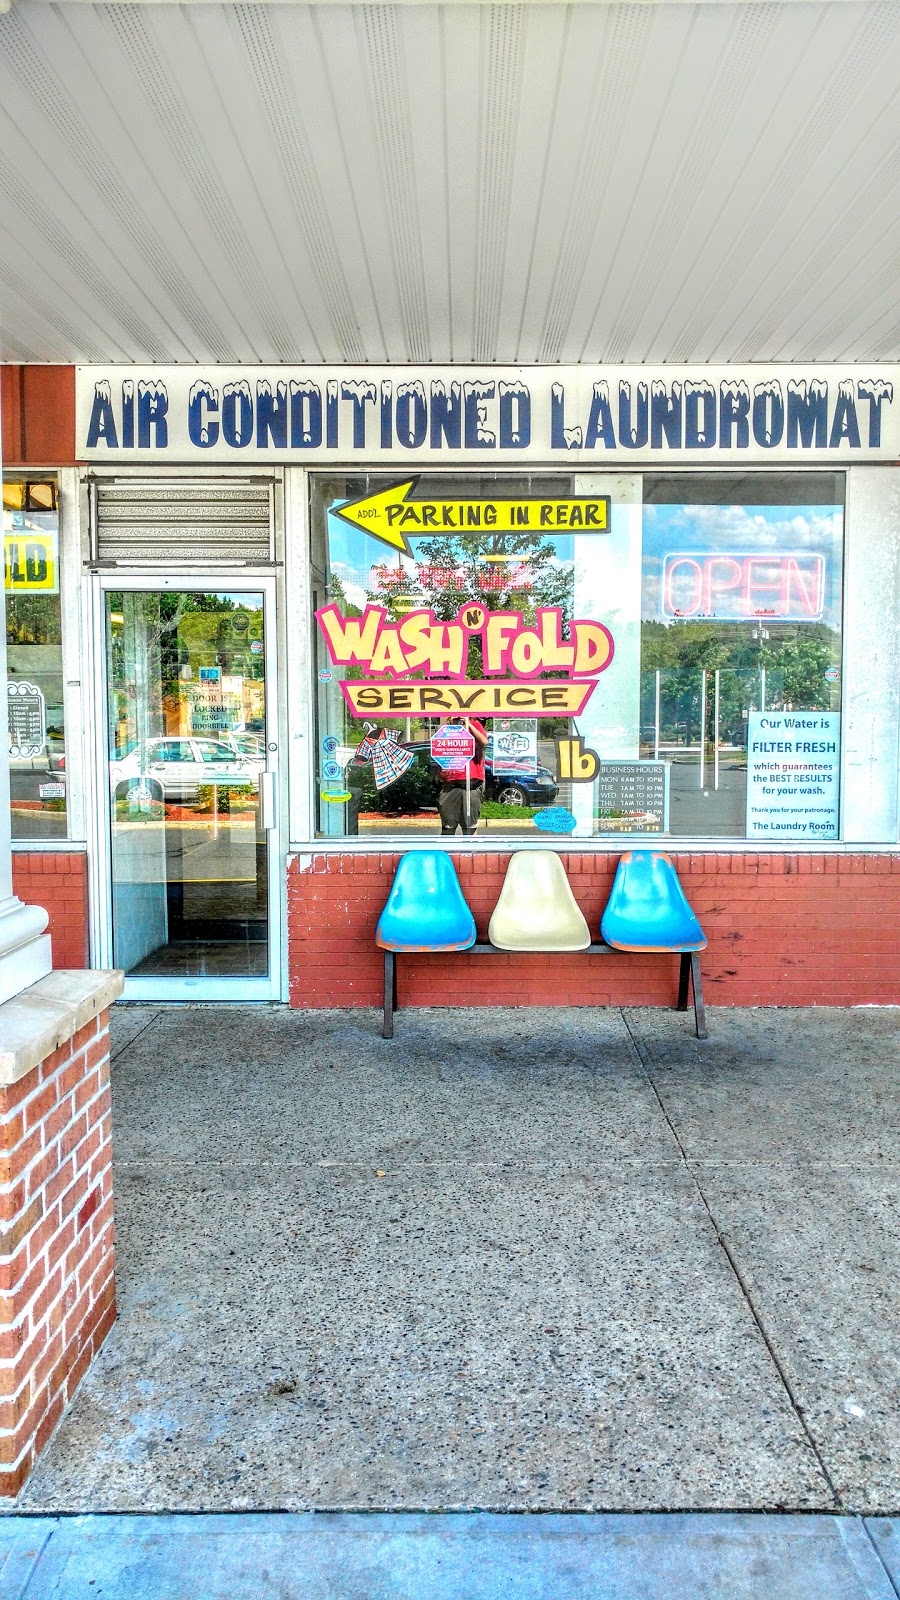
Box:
[0,898,48,957]
[0,969,124,1086]
[0,897,52,1008]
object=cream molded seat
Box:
[488,851,591,952]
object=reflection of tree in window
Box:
[641,619,839,743]
[6,594,63,648]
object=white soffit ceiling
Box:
[0,2,898,364]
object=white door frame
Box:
[89,570,286,1001]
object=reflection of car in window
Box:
[343,739,558,832]
[109,737,261,804]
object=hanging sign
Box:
[315,601,614,720]
[746,712,840,839]
[661,551,826,622]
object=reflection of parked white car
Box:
[110,737,262,804]
[222,733,266,761]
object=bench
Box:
[376,849,708,1041]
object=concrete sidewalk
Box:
[2,1512,900,1598]
[7,1004,900,1515]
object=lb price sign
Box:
[430,724,475,771]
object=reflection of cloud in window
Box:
[330,562,368,610]
[645,503,840,553]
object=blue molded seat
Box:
[376,851,476,952]
[600,850,706,952]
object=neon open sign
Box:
[661,551,826,622]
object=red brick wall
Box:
[0,1010,115,1495]
[288,851,900,1010]
[12,855,89,972]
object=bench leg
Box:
[383,951,395,1039]
[677,952,690,1011]
[690,952,708,1040]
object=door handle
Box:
[261,770,276,831]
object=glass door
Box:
[101,580,281,998]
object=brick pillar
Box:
[0,971,122,1496]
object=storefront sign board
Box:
[76,366,898,464]
[746,712,840,839]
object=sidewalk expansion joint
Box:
[619,1009,843,1513]
[110,1010,164,1063]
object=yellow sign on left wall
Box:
[3,531,58,592]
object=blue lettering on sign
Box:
[257,380,288,449]
[86,381,118,449]
[221,381,252,448]
[652,380,683,449]
[341,380,377,448]
[122,379,135,450]
[83,375,894,455]
[397,381,427,448]
[752,381,784,448]
[137,381,168,449]
[499,381,530,449]
[719,380,749,448]
[290,380,322,448]
[786,379,827,449]
[618,381,648,449]
[464,381,496,448]
[857,378,893,446]
[684,381,716,448]
[189,381,219,448]
[584,382,612,450]
[430,380,462,449]
[829,379,860,448]
[326,380,339,449]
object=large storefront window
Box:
[641,474,844,839]
[4,478,67,841]
[310,472,843,842]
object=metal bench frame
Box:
[382,945,707,1040]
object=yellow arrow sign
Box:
[331,479,610,555]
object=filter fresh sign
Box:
[746,712,840,840]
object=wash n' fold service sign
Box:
[76,366,897,464]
